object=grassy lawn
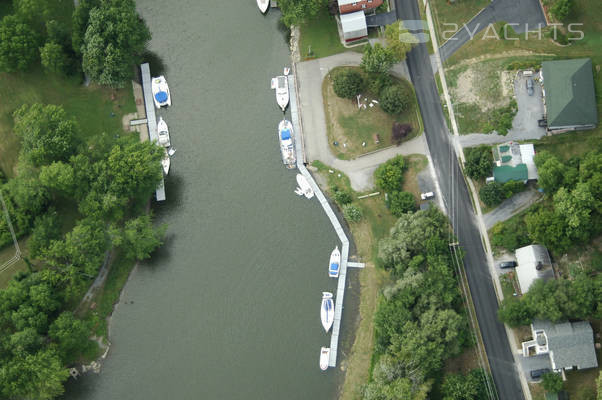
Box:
[312,155,428,399]
[323,67,422,159]
[527,127,602,161]
[299,8,346,60]
[429,0,489,45]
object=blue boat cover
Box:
[280,129,291,140]
[155,91,168,103]
[330,263,339,272]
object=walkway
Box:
[296,52,427,191]
[365,11,397,27]
[483,189,541,229]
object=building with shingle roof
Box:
[515,244,553,293]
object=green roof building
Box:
[542,59,597,131]
[493,164,528,183]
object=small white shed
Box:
[340,11,367,41]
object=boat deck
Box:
[140,63,166,201]
[289,72,349,368]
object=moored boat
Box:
[296,174,314,199]
[329,246,341,278]
[273,73,289,111]
[319,347,330,371]
[161,148,170,175]
[320,292,334,332]
[256,0,269,13]
[151,76,171,108]
[277,119,296,169]
[157,117,171,147]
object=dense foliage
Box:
[392,123,412,145]
[332,69,365,99]
[375,155,406,193]
[380,84,411,115]
[365,208,469,399]
[441,369,491,400]
[361,43,396,75]
[384,22,415,61]
[541,372,564,393]
[387,191,416,216]
[343,204,363,222]
[483,99,517,135]
[479,180,526,207]
[0,15,39,72]
[278,0,326,26]
[464,145,493,180]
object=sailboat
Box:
[257,0,269,13]
[296,174,314,199]
[328,246,341,278]
[320,292,334,332]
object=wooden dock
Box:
[288,72,349,368]
[140,63,166,202]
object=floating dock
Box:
[288,72,350,368]
[140,63,166,202]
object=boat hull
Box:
[257,0,269,13]
[275,75,289,111]
[151,76,171,108]
[320,347,330,371]
[157,117,171,147]
[320,292,334,332]
[278,120,296,168]
[329,246,341,278]
[296,174,314,199]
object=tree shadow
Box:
[141,50,167,76]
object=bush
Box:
[479,182,505,207]
[550,0,571,21]
[343,204,363,222]
[40,42,69,74]
[541,372,563,393]
[503,180,526,198]
[392,123,412,145]
[332,69,365,99]
[367,73,393,96]
[490,217,531,251]
[380,84,410,115]
[332,188,352,205]
[374,155,406,193]
[464,146,493,180]
[483,100,517,135]
[388,191,416,216]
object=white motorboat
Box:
[294,187,304,196]
[157,117,171,147]
[296,174,314,199]
[319,347,330,371]
[161,148,170,175]
[328,246,341,278]
[278,119,296,169]
[257,0,269,13]
[320,292,334,332]
[272,73,289,111]
[151,76,171,108]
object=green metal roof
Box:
[501,155,512,163]
[499,145,510,153]
[493,164,528,183]
[542,59,598,128]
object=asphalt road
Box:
[395,0,525,398]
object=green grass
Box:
[323,67,422,159]
[429,0,489,45]
[528,128,602,161]
[299,8,346,60]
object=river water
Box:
[63,1,347,399]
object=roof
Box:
[532,320,598,370]
[519,144,538,180]
[542,59,598,128]
[340,11,367,33]
[493,164,528,183]
[515,245,553,293]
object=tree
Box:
[497,298,533,326]
[388,191,416,216]
[29,211,61,259]
[0,15,39,72]
[82,0,151,87]
[392,123,412,145]
[479,182,505,207]
[277,0,327,26]
[12,0,50,28]
[464,146,493,180]
[442,369,489,400]
[525,208,571,252]
[534,151,566,194]
[13,104,78,167]
[361,43,396,75]
[384,22,415,61]
[343,204,362,222]
[40,41,69,74]
[554,183,595,241]
[490,218,530,252]
[380,84,410,115]
[541,372,563,393]
[119,215,165,260]
[39,161,76,195]
[49,312,92,364]
[72,0,101,56]
[332,69,364,99]
[375,155,406,193]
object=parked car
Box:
[499,261,517,269]
[420,192,434,200]
[526,78,534,96]
[530,368,551,379]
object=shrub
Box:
[550,0,571,22]
[367,73,392,96]
[483,100,517,135]
[343,204,363,222]
[541,372,563,393]
[380,84,410,115]
[392,123,412,145]
[503,180,526,198]
[464,146,493,180]
[374,155,406,193]
[332,69,365,99]
[40,42,69,74]
[361,43,396,75]
[490,218,531,251]
[479,182,505,207]
[388,191,416,216]
[332,188,352,205]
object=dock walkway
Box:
[289,73,349,368]
[140,63,166,201]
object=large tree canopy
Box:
[82,0,150,87]
[0,15,39,72]
[278,0,326,26]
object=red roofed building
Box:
[338,0,383,14]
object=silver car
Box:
[526,78,534,96]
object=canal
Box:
[63,1,348,399]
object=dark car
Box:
[526,78,534,96]
[499,261,517,269]
[530,368,551,379]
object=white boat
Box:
[320,292,334,332]
[296,174,314,199]
[278,119,296,169]
[157,117,171,147]
[161,149,170,175]
[319,347,330,371]
[294,187,304,196]
[257,0,269,13]
[328,246,341,278]
[273,74,289,111]
[151,76,171,108]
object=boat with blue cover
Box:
[277,119,296,169]
[320,292,334,332]
[151,76,171,108]
[329,246,340,278]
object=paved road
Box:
[396,0,525,398]
[439,0,547,62]
[483,189,541,229]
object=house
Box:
[340,11,368,42]
[515,244,553,293]
[541,59,597,132]
[492,142,538,183]
[338,0,383,14]
[521,320,598,376]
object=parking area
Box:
[493,251,517,276]
[519,353,553,382]
[508,72,547,140]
